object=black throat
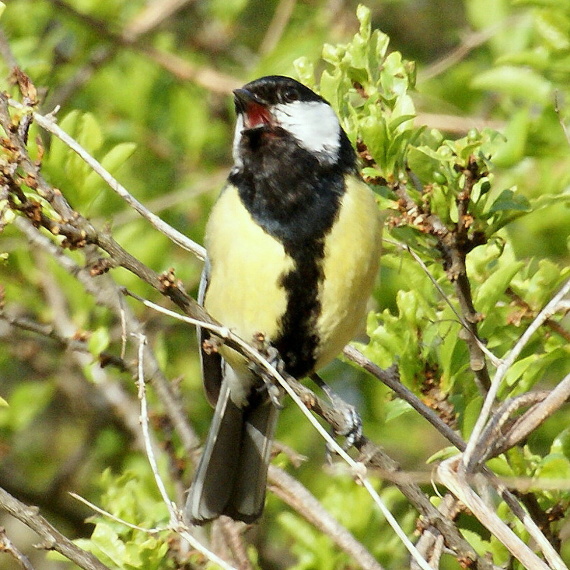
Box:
[230,126,357,378]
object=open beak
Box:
[233,88,273,129]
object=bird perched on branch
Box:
[185,75,382,524]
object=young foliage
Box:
[0,1,569,569]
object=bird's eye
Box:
[283,88,299,103]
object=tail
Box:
[185,382,279,524]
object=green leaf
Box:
[406,145,442,183]
[471,66,552,104]
[384,398,413,422]
[84,142,137,193]
[0,382,54,431]
[87,522,126,567]
[535,10,570,51]
[490,109,530,167]
[488,189,532,214]
[474,259,525,315]
[88,327,110,355]
[535,453,570,479]
[461,395,484,439]
[504,353,539,387]
[426,446,460,464]
[460,529,492,558]
[486,456,515,477]
[552,428,570,459]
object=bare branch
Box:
[124,290,435,570]
[268,466,385,570]
[0,487,110,570]
[9,98,206,261]
[135,333,177,515]
[343,345,466,450]
[496,373,570,454]
[463,278,570,470]
[45,0,240,93]
[0,527,35,570]
[437,458,557,570]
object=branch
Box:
[394,181,492,392]
[438,458,552,570]
[8,97,206,261]
[268,466,385,570]
[344,345,466,450]
[463,277,570,470]
[1,82,495,568]
[0,527,35,570]
[474,382,570,464]
[13,216,202,462]
[0,487,110,570]
[130,291,492,570]
[45,0,240,94]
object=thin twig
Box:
[133,333,238,570]
[0,487,110,570]
[0,527,35,570]
[554,91,570,147]
[486,375,570,462]
[383,238,499,366]
[135,333,176,515]
[438,458,551,570]
[69,493,164,535]
[463,278,570,469]
[8,98,206,261]
[268,466,385,570]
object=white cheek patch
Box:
[273,101,341,163]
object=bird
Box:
[185,75,382,524]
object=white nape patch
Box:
[272,100,341,164]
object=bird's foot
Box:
[250,333,285,408]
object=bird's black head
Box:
[231,75,355,171]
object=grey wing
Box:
[198,258,224,407]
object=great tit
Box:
[185,75,382,524]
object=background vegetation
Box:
[0,0,569,568]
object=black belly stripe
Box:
[274,239,325,378]
[230,124,357,378]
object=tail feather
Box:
[185,382,279,524]
[224,398,279,522]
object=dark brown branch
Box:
[343,346,465,450]
[283,371,491,569]
[394,178,491,392]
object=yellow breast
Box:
[314,176,382,369]
[203,177,381,376]
[204,185,294,370]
